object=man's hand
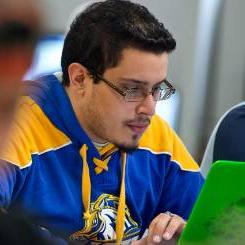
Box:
[132,212,186,244]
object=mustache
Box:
[124,116,151,125]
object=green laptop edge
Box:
[178,160,245,245]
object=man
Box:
[0,0,204,244]
[201,102,245,177]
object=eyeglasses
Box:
[92,73,176,102]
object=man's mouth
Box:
[126,122,150,134]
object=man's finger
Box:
[147,213,171,243]
[162,214,186,240]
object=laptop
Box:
[178,160,245,245]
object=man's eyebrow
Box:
[119,78,166,86]
[119,78,147,85]
[154,80,168,87]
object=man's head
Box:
[0,0,41,148]
[62,0,176,150]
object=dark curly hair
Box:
[61,0,176,85]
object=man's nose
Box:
[135,94,156,116]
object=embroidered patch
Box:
[70,193,140,243]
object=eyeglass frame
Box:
[89,72,176,102]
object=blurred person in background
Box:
[0,0,55,244]
[0,0,40,148]
[0,0,204,244]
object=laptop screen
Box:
[179,160,245,244]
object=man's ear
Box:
[68,63,87,90]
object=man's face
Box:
[79,48,169,150]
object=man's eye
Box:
[123,85,139,90]
[127,88,142,96]
[153,86,161,92]
[128,87,139,91]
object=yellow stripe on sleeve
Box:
[0,97,71,168]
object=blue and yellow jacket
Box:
[0,74,203,243]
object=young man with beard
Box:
[0,0,204,244]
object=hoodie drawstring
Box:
[80,145,91,222]
[116,151,126,244]
[79,144,126,244]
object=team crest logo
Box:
[70,194,140,243]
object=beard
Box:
[83,96,150,152]
[114,134,139,153]
[115,144,138,153]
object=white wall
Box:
[213,0,245,120]
[40,0,87,32]
[197,0,245,160]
